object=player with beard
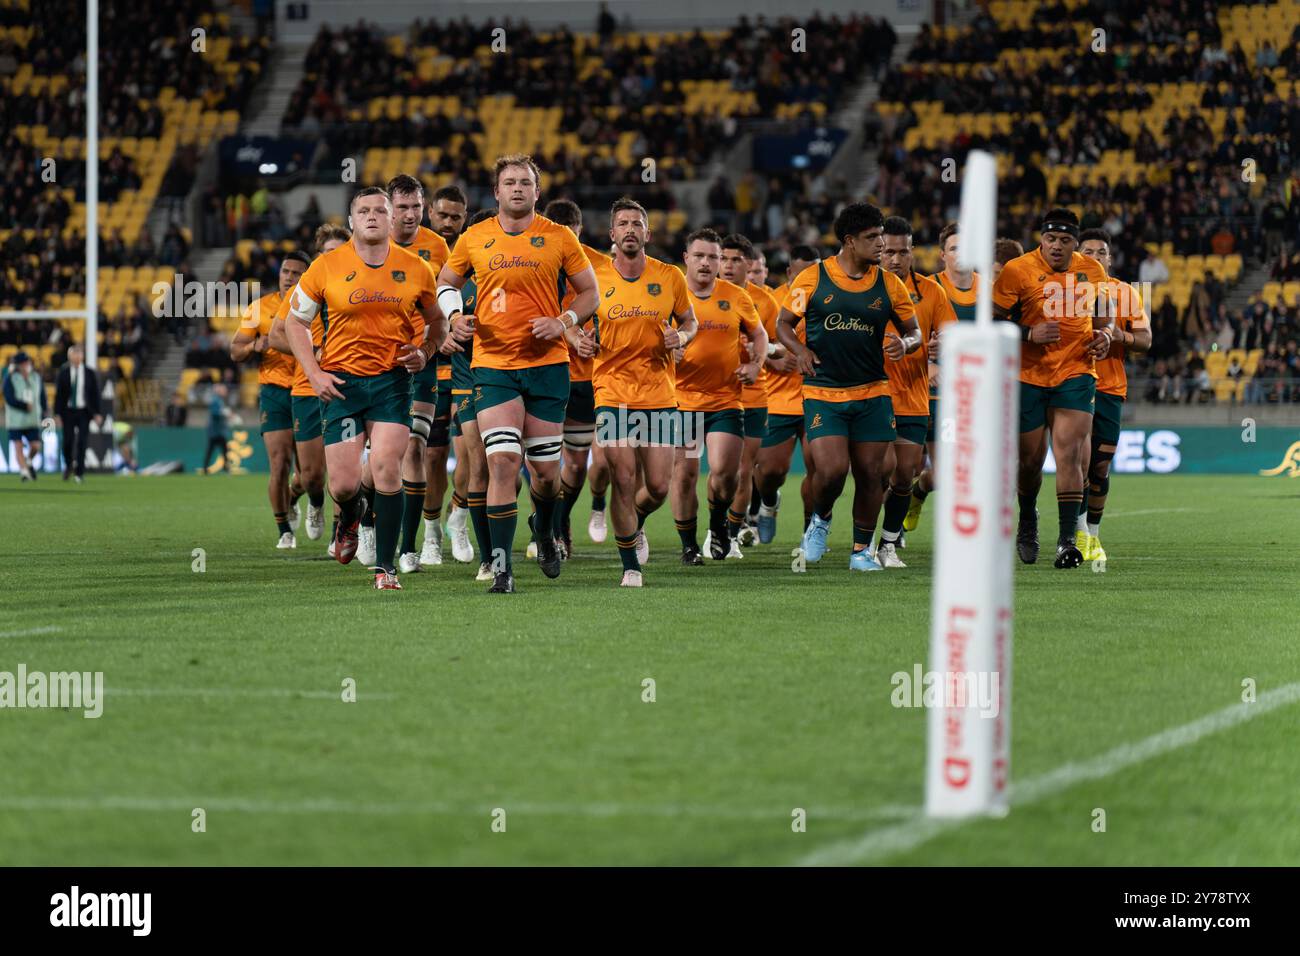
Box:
[436,155,598,593]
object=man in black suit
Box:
[54,344,102,482]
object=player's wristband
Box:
[1021,324,1033,342]
[766,342,779,357]
[560,309,578,329]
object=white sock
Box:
[1076,513,1088,532]
[424,518,442,542]
[1087,522,1100,538]
[758,502,777,517]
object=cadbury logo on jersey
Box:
[488,254,542,271]
[824,313,875,333]
[348,289,405,305]
[607,303,659,321]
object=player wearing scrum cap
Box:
[994,207,1114,569]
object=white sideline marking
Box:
[0,626,62,639]
[107,687,398,701]
[0,794,916,823]
[797,681,1300,866]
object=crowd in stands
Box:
[15,0,268,111]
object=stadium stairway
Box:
[824,29,916,198]
[241,40,312,137]
[1223,260,1272,317]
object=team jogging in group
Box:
[235,153,1145,592]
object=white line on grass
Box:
[1102,508,1202,519]
[107,687,399,701]
[797,681,1300,866]
[0,794,916,823]
[0,626,63,639]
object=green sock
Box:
[533,490,558,546]
[487,502,518,573]
[274,511,290,535]
[636,505,650,531]
[400,480,426,554]
[1057,493,1082,542]
[708,498,728,540]
[467,490,491,563]
[557,480,581,537]
[726,508,745,539]
[360,482,376,528]
[676,518,698,551]
[880,485,912,540]
[307,489,324,508]
[591,491,606,512]
[853,522,873,551]
[373,488,403,573]
[616,533,640,572]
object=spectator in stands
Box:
[1262,190,1289,265]
[1138,247,1170,285]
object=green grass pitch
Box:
[0,472,1296,865]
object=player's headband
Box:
[1040,219,1079,239]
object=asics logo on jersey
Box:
[823,293,834,304]
[487,254,542,271]
[824,313,875,333]
[484,239,496,249]
[605,287,615,298]
[348,289,404,305]
[345,271,357,282]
